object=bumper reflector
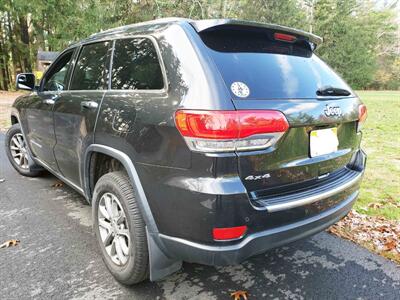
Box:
[213,225,247,241]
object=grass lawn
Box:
[355,91,400,221]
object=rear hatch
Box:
[194,21,362,199]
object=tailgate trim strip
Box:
[255,170,363,212]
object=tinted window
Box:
[111,38,164,90]
[43,51,73,92]
[70,42,109,90]
[200,28,352,99]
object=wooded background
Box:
[0,0,399,91]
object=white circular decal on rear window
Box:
[231,82,250,98]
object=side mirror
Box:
[16,73,35,91]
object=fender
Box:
[9,109,43,172]
[83,144,182,281]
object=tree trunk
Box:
[6,11,21,80]
[0,20,9,90]
[19,16,31,71]
[0,46,9,90]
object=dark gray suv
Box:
[6,18,367,284]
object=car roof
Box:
[67,17,322,49]
[67,17,186,48]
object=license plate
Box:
[310,128,338,157]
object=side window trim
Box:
[108,40,116,90]
[39,48,76,93]
[68,41,112,91]
[66,45,82,90]
[109,35,168,93]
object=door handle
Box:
[43,99,55,105]
[81,101,98,109]
[42,94,59,105]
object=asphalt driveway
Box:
[0,133,399,300]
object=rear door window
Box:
[70,42,110,90]
[111,38,164,90]
[200,27,352,99]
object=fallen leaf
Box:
[384,240,397,251]
[0,239,20,249]
[51,181,63,188]
[231,290,248,300]
[368,202,383,209]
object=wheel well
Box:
[89,152,125,196]
[11,115,18,125]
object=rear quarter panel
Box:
[93,24,236,241]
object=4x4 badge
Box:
[324,104,342,117]
[245,173,271,181]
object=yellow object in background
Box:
[35,71,43,80]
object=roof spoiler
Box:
[190,19,323,49]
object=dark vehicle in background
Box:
[6,18,367,284]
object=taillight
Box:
[358,104,367,132]
[175,110,289,152]
[274,32,296,42]
[213,225,247,241]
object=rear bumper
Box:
[159,149,366,265]
[160,190,358,265]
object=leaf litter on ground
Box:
[328,210,400,263]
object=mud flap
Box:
[146,227,182,281]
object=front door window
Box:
[42,51,74,92]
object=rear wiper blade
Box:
[316,86,351,96]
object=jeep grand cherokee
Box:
[6,18,367,284]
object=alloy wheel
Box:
[10,133,29,170]
[98,192,130,266]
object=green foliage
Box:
[313,0,397,89]
[0,0,398,91]
[236,0,308,30]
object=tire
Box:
[5,123,43,177]
[92,171,149,285]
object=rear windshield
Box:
[199,27,352,99]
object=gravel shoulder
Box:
[0,91,25,132]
